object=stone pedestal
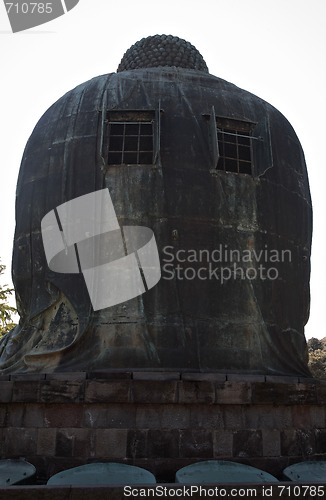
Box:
[0,372,325,483]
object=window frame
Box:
[216,117,254,175]
[108,113,154,166]
[205,107,273,177]
[103,107,161,168]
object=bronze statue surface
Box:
[0,36,312,375]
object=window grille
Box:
[216,118,253,175]
[107,111,155,166]
[205,107,273,176]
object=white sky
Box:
[0,0,325,339]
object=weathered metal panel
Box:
[0,65,312,376]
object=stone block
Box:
[148,429,180,458]
[5,404,25,427]
[133,372,180,380]
[40,380,84,403]
[127,429,148,459]
[182,373,227,382]
[243,405,292,430]
[222,406,245,429]
[106,404,136,428]
[0,381,13,403]
[95,429,128,459]
[12,381,40,403]
[84,380,130,403]
[316,384,326,404]
[179,429,213,458]
[0,405,6,426]
[290,384,318,404]
[213,430,233,457]
[3,427,38,456]
[298,377,318,385]
[56,429,74,457]
[262,429,281,457]
[0,429,3,455]
[314,429,326,454]
[265,375,300,384]
[215,382,251,404]
[178,381,215,404]
[160,406,191,429]
[45,372,87,381]
[280,429,316,457]
[189,405,224,428]
[37,428,57,456]
[233,430,263,458]
[87,371,132,380]
[310,405,326,428]
[85,404,136,429]
[44,404,84,428]
[23,404,44,428]
[10,373,46,381]
[83,406,109,428]
[135,406,163,428]
[280,430,301,457]
[251,382,282,405]
[5,403,44,428]
[252,382,317,405]
[73,428,95,459]
[269,406,293,430]
[291,406,313,429]
[227,374,266,383]
[55,428,94,459]
[243,405,267,429]
[131,380,178,404]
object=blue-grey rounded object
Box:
[176,460,278,484]
[0,459,36,486]
[47,462,156,486]
[283,461,326,482]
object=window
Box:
[216,118,253,175]
[107,111,155,165]
[205,107,273,176]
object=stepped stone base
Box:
[0,372,325,483]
